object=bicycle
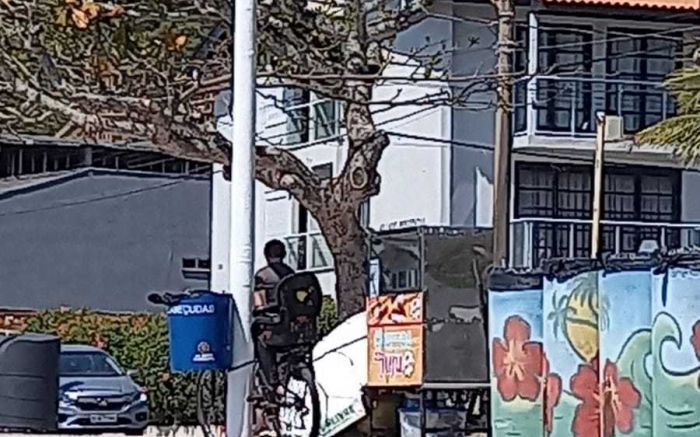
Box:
[250,271,322,437]
[147,273,323,437]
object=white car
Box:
[58,345,149,434]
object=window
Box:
[390,269,419,291]
[313,100,343,140]
[60,351,123,377]
[359,200,371,228]
[283,88,310,145]
[181,258,211,280]
[282,89,342,145]
[601,169,680,253]
[536,26,593,133]
[292,163,333,270]
[606,29,681,133]
[515,162,680,263]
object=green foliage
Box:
[638,67,700,164]
[318,295,339,337]
[24,309,203,425]
[23,300,340,425]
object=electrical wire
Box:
[3,21,699,216]
[0,170,220,219]
[255,30,698,148]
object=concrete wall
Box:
[0,170,210,312]
[682,171,700,222]
[488,262,700,437]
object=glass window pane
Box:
[283,88,310,145]
[313,100,339,140]
[606,29,680,133]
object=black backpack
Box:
[265,272,323,347]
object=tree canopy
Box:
[0,0,494,317]
[638,67,700,164]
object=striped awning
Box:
[544,0,700,10]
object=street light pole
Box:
[227,0,257,435]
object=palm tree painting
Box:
[548,272,609,362]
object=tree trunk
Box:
[320,209,368,320]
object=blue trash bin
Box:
[167,290,234,372]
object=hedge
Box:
[22,296,339,425]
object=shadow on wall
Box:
[488,255,700,437]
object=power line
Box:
[256,25,698,144]
[257,33,695,148]
[386,130,700,174]
[0,170,221,219]
[0,134,694,220]
[261,17,699,82]
[257,121,700,176]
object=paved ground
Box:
[4,432,488,437]
[3,427,487,437]
[1,427,220,437]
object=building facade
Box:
[507,0,700,267]
[0,143,212,313]
[214,0,700,297]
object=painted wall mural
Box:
[488,272,545,437]
[651,266,700,436]
[488,256,700,437]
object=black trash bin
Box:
[0,332,60,432]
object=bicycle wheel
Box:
[250,363,282,436]
[277,362,321,437]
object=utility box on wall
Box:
[167,290,234,372]
[369,226,492,387]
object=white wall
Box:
[682,171,700,223]
[369,58,452,230]
[256,55,453,236]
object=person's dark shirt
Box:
[254,261,294,306]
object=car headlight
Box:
[132,390,147,403]
[64,391,80,401]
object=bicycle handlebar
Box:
[146,291,190,307]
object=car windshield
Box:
[59,351,124,377]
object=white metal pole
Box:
[591,112,606,258]
[227,0,257,434]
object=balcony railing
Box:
[513,76,675,138]
[284,231,334,272]
[510,217,700,269]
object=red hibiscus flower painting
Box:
[543,355,562,434]
[570,357,641,437]
[571,357,601,437]
[603,360,641,434]
[691,320,700,361]
[492,315,543,402]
